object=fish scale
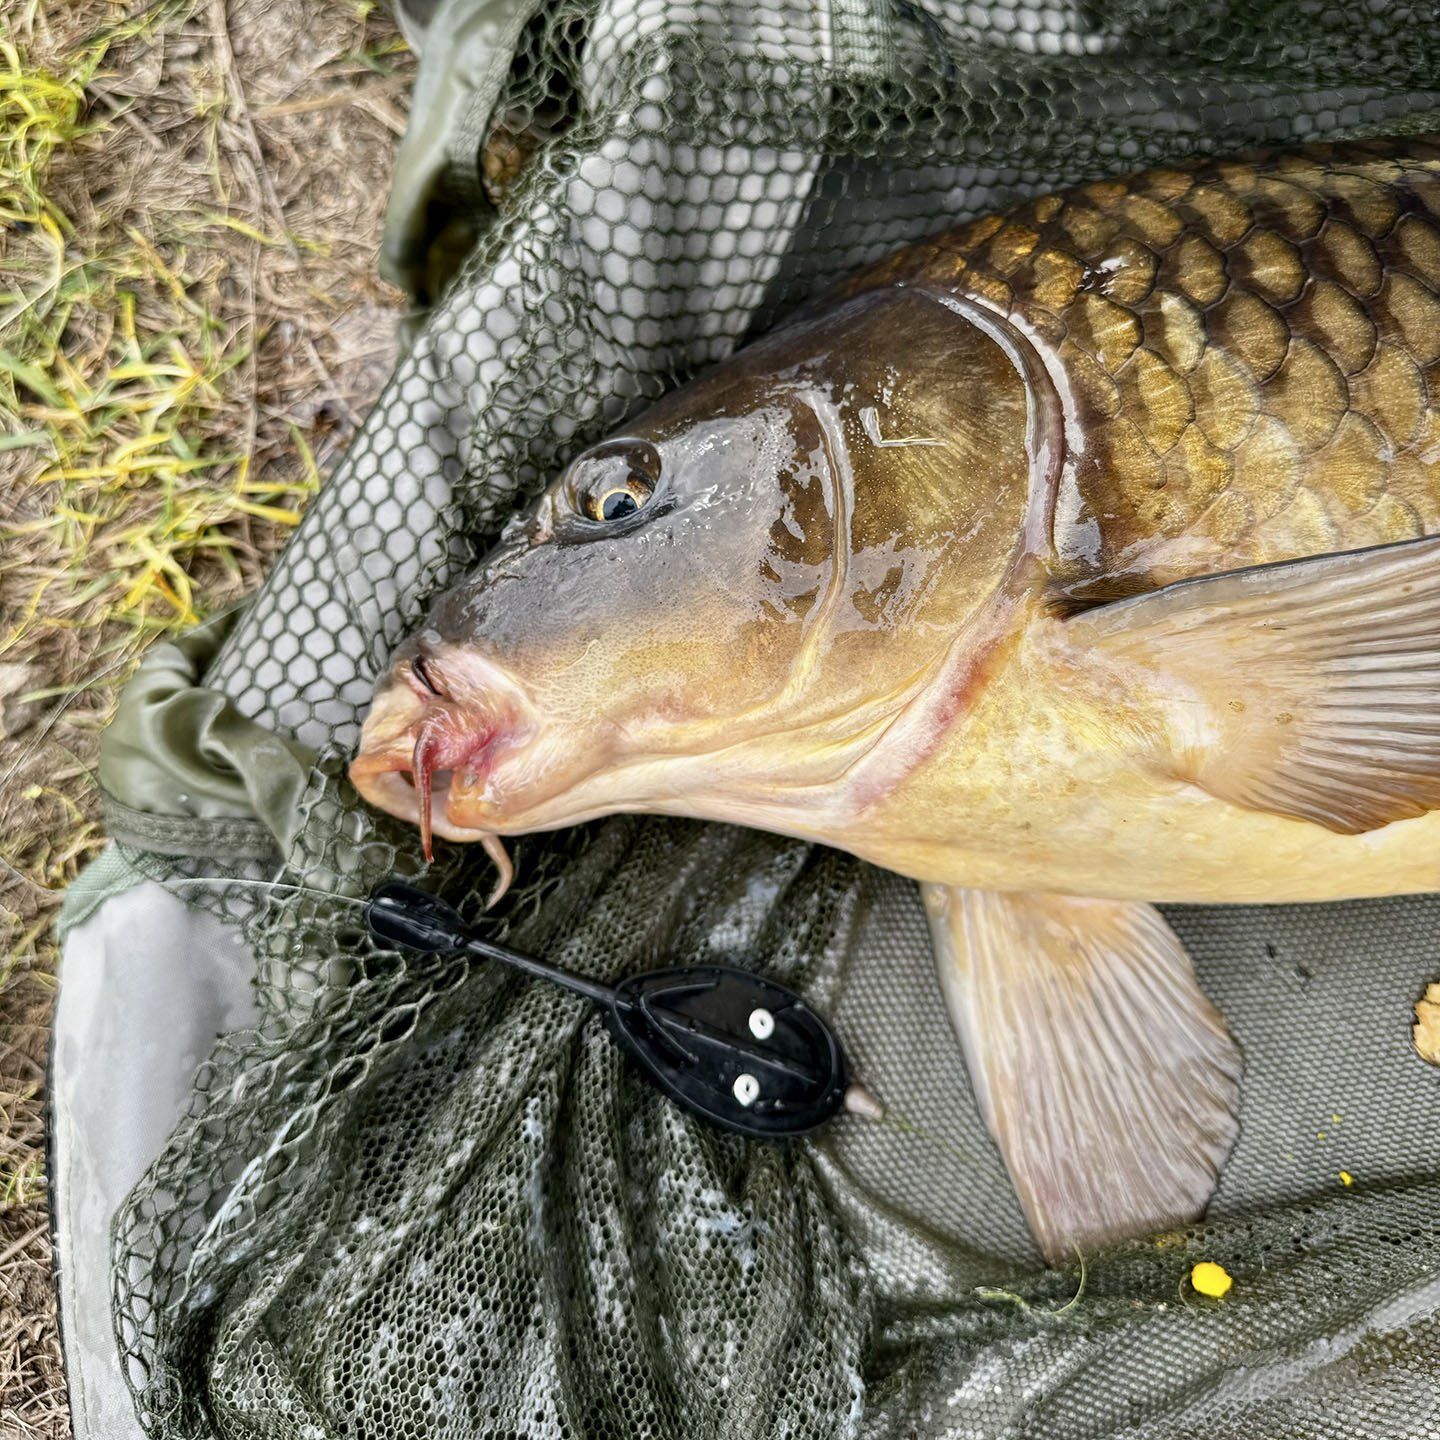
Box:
[831,134,1440,598]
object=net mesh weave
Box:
[110,2,1440,1436]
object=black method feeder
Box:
[365,881,881,1138]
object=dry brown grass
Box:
[0,2,412,1431]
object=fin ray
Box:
[924,885,1241,1264]
[1068,533,1440,834]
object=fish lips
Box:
[348,654,537,844]
[349,740,509,845]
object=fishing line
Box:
[34,866,882,1140]
[1,868,375,910]
[163,876,372,911]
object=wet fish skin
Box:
[830,133,1440,600]
[350,135,1440,1264]
[352,284,1038,856]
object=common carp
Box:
[351,136,1440,1263]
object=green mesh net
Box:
[105,2,1440,1436]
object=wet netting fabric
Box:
[102,2,1440,1436]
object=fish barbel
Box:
[352,135,1440,1262]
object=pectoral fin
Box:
[1069,533,1440,834]
[923,884,1240,1265]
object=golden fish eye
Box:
[585,476,652,523]
[567,438,662,525]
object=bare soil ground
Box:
[0,3,412,1431]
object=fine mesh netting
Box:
[104,1,1440,1436]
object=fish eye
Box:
[568,439,662,527]
[589,482,647,523]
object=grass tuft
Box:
[2,8,314,645]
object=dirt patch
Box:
[0,2,413,1431]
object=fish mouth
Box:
[349,650,537,904]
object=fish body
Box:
[353,136,1440,1263]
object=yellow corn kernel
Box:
[1190,1261,1233,1298]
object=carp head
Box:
[350,288,1033,889]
